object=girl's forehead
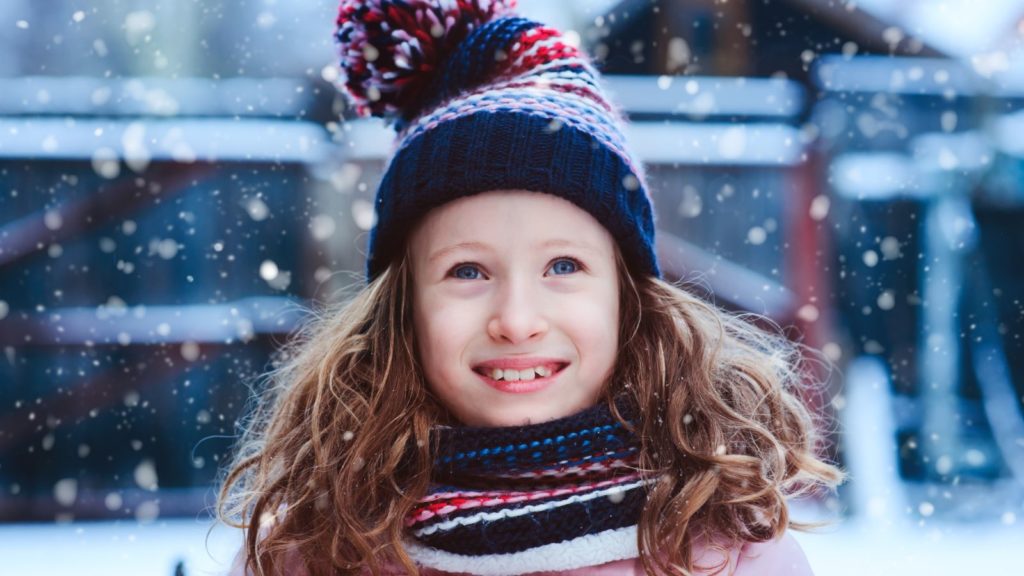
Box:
[411,192,613,253]
[416,191,602,233]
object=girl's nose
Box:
[487,280,549,344]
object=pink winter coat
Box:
[227,531,814,576]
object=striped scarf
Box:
[403,398,651,575]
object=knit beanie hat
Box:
[333,0,660,281]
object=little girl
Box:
[218,1,843,575]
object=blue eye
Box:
[548,257,580,275]
[451,263,482,280]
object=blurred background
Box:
[1,0,1023,574]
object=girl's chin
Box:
[464,400,590,428]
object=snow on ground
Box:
[0,513,1020,576]
[0,518,240,576]
[800,517,1021,575]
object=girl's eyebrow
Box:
[539,238,600,255]
[428,241,492,264]
[428,239,597,264]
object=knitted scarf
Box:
[402,398,652,575]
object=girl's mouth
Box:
[473,362,569,394]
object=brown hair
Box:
[613,256,843,575]
[217,245,843,576]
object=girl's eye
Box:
[450,263,483,280]
[547,257,581,276]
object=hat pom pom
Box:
[334,0,517,120]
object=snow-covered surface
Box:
[0,514,1020,576]
[801,518,1022,576]
[0,518,242,576]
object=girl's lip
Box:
[474,363,567,394]
[473,358,568,371]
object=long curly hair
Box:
[217,243,844,576]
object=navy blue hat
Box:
[334,0,660,281]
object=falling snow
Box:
[1,1,1023,575]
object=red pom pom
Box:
[335,0,517,119]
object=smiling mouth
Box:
[472,362,569,382]
[473,362,569,394]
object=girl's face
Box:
[409,190,620,427]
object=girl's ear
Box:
[615,243,644,346]
[400,240,417,287]
[397,250,419,336]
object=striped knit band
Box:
[404,525,640,576]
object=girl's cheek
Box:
[447,281,491,297]
[428,286,486,316]
[560,290,615,314]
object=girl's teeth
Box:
[486,366,555,381]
